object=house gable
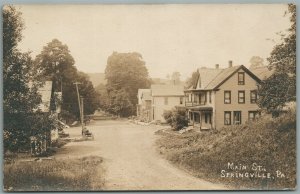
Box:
[192,68,223,90]
[208,65,261,90]
[214,66,261,129]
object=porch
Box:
[188,106,213,131]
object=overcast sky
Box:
[17,4,291,80]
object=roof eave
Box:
[212,65,262,90]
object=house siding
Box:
[152,96,184,121]
[214,69,260,129]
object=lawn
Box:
[156,110,296,190]
[4,155,105,191]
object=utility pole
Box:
[73,82,84,134]
[81,96,84,129]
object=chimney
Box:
[228,60,233,68]
[215,64,219,69]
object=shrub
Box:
[163,108,188,131]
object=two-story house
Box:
[185,61,261,130]
[151,84,185,122]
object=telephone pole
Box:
[73,82,84,134]
[81,96,84,129]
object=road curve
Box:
[56,120,227,190]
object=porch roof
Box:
[188,106,213,111]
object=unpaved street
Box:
[55,120,226,190]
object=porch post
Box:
[210,111,213,130]
[192,112,195,127]
[199,111,202,131]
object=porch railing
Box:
[185,101,206,107]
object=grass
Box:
[4,155,105,191]
[156,110,296,190]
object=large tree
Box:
[249,56,264,69]
[258,4,296,116]
[34,39,99,121]
[95,83,109,111]
[185,70,199,89]
[171,71,181,85]
[105,52,150,116]
[3,6,53,151]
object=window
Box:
[238,91,245,104]
[224,111,231,125]
[195,94,199,103]
[180,97,184,105]
[164,97,168,105]
[233,111,242,125]
[250,90,257,103]
[209,91,212,103]
[224,91,231,104]
[238,72,245,85]
[249,111,260,121]
[200,92,206,105]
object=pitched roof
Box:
[205,66,241,89]
[187,65,261,91]
[195,67,224,89]
[151,84,184,96]
[250,66,274,80]
[37,81,53,112]
[138,89,150,97]
[141,90,152,101]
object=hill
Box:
[87,73,106,87]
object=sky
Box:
[17,4,291,80]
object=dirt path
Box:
[55,120,227,190]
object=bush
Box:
[163,108,188,131]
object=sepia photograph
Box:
[2,3,296,191]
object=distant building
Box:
[151,84,185,122]
[137,89,152,122]
[33,80,62,114]
[185,61,261,130]
[151,77,185,86]
[30,81,62,155]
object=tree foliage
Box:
[258,4,296,116]
[34,39,99,121]
[171,71,181,85]
[185,70,199,89]
[163,109,188,131]
[258,73,293,116]
[3,5,24,59]
[95,83,109,110]
[105,52,150,117]
[249,56,264,69]
[3,6,52,152]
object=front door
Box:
[201,112,212,130]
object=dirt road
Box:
[56,120,226,190]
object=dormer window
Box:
[238,72,245,85]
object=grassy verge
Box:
[156,110,296,190]
[4,155,105,191]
